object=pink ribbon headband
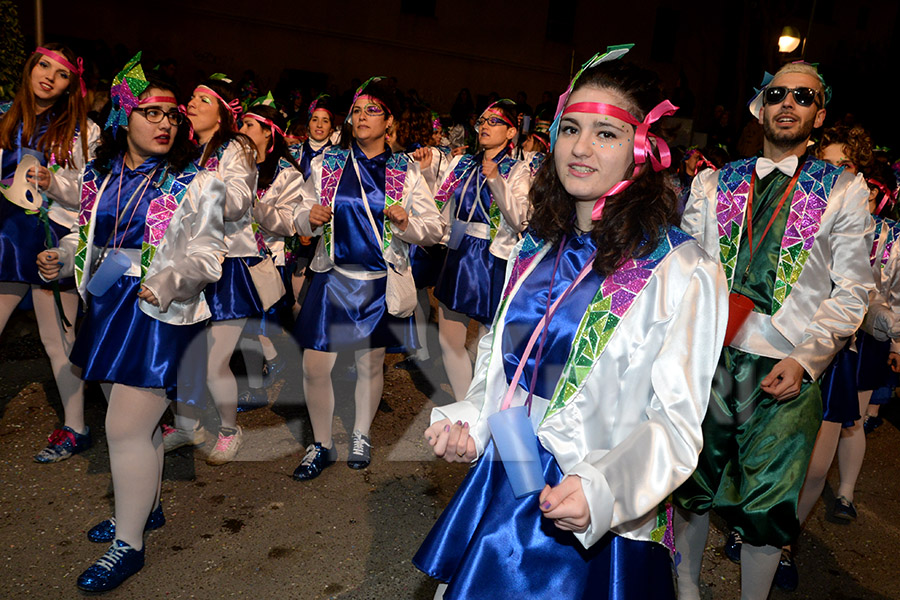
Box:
[34,47,86,97]
[243,112,286,153]
[560,100,678,220]
[195,85,242,122]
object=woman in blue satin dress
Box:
[0,43,98,462]
[38,64,226,593]
[162,77,259,465]
[415,52,728,599]
[432,99,532,403]
[291,77,442,480]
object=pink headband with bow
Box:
[869,178,897,215]
[34,47,86,97]
[195,85,242,125]
[561,99,678,219]
[243,112,285,153]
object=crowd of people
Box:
[1,40,898,599]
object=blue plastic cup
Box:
[87,249,132,296]
[487,406,545,498]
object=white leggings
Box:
[437,303,487,402]
[103,384,169,550]
[302,347,386,444]
[0,282,84,432]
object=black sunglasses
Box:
[763,86,821,108]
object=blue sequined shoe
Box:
[87,503,165,543]
[724,530,742,564]
[292,442,337,481]
[76,540,145,592]
[34,426,92,463]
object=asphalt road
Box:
[1,312,898,599]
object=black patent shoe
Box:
[724,530,742,564]
[87,502,165,543]
[292,442,337,481]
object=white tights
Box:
[172,319,246,431]
[0,283,84,432]
[302,347,386,444]
[438,303,487,402]
[674,508,782,600]
[796,420,842,523]
[104,384,168,550]
[837,390,872,501]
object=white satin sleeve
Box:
[394,161,444,247]
[291,154,324,237]
[679,169,719,259]
[253,166,303,238]
[46,121,100,211]
[882,241,900,353]
[219,139,258,222]
[788,172,874,378]
[568,248,728,548]
[142,172,227,312]
[485,160,531,237]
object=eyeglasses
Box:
[353,103,386,117]
[475,116,510,128]
[133,107,184,126]
[763,86,821,108]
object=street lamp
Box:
[778,26,801,53]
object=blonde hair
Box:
[772,63,825,97]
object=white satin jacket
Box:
[431,235,728,549]
[205,139,259,258]
[253,160,304,266]
[292,149,444,276]
[683,161,873,379]
[55,169,227,325]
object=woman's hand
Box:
[137,285,160,306]
[384,205,409,232]
[451,145,467,157]
[481,158,499,180]
[36,250,62,280]
[539,476,590,532]
[424,418,477,463]
[27,166,52,191]
[309,204,333,228]
[412,147,432,169]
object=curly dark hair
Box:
[528,61,679,275]
[92,71,198,176]
[816,125,874,173]
[245,104,301,190]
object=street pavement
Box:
[1,313,898,599]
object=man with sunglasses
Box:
[672,62,873,600]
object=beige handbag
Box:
[244,255,285,311]
[352,154,417,318]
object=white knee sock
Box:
[673,508,708,600]
[740,543,781,600]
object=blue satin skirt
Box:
[434,235,506,325]
[0,205,74,287]
[205,256,265,322]
[819,345,862,426]
[70,275,206,397]
[294,268,416,353]
[409,244,447,289]
[856,331,896,392]
[414,442,676,600]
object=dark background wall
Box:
[13,0,900,148]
